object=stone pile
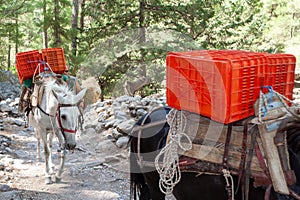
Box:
[0,70,21,119]
[0,70,21,101]
[83,94,167,148]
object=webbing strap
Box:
[222,123,233,200]
[236,120,251,199]
[244,128,258,200]
[223,124,233,169]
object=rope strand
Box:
[155,109,192,194]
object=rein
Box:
[37,105,55,117]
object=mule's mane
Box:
[44,80,74,96]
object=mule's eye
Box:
[61,114,67,120]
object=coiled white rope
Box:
[154,109,192,194]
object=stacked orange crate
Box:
[16,50,42,84]
[264,54,296,100]
[166,50,265,124]
[41,48,67,74]
[166,50,296,124]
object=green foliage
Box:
[262,0,300,53]
[0,0,299,98]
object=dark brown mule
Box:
[129,106,300,200]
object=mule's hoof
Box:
[55,176,62,183]
[45,177,52,184]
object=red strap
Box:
[56,113,77,134]
[255,142,271,179]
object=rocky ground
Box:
[0,72,173,200]
[0,70,173,200]
[0,116,131,200]
[0,95,178,200]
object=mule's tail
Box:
[129,137,151,200]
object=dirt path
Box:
[0,123,131,200]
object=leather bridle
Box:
[55,103,80,135]
[36,102,80,143]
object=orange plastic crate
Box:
[264,54,296,100]
[166,50,265,124]
[16,50,42,84]
[41,48,66,74]
[166,50,295,124]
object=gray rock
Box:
[115,136,129,149]
[81,182,89,187]
[128,102,137,110]
[0,103,12,112]
[104,155,121,164]
[103,119,118,129]
[112,128,123,139]
[113,110,128,120]
[17,131,31,137]
[0,184,11,192]
[13,119,24,126]
[141,99,150,106]
[15,150,28,158]
[98,190,120,200]
[136,108,147,117]
[0,190,21,200]
[95,123,105,133]
[117,119,136,135]
[98,112,109,122]
[0,162,5,170]
[112,119,123,127]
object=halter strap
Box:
[55,103,80,135]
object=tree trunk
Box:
[71,0,79,56]
[80,0,85,31]
[7,29,11,71]
[97,76,105,102]
[43,0,48,48]
[15,16,19,54]
[124,0,151,96]
[54,0,61,47]
[139,0,147,77]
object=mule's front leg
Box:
[41,133,53,184]
[55,148,66,183]
[43,145,53,184]
[55,132,66,183]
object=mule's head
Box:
[52,88,87,150]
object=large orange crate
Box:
[16,50,42,84]
[166,50,295,124]
[264,54,296,100]
[41,48,66,74]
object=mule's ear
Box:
[74,88,87,104]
